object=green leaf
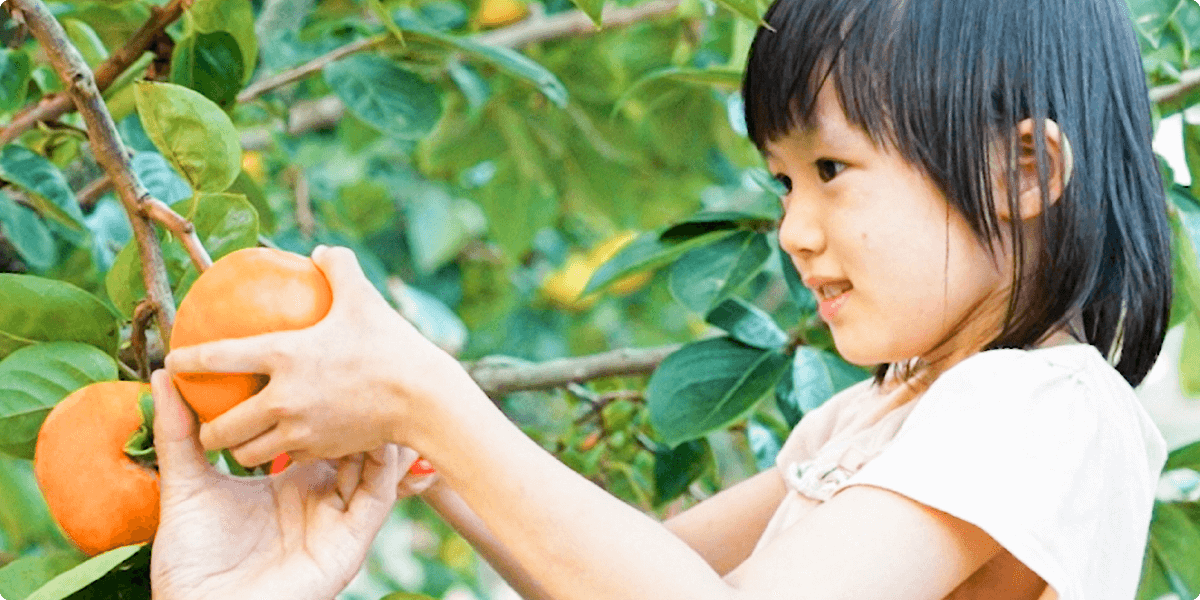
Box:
[747,417,782,470]
[398,20,568,107]
[107,193,259,318]
[653,438,709,505]
[406,187,486,273]
[0,551,84,600]
[1169,204,1200,395]
[0,456,67,556]
[338,180,396,234]
[0,275,120,360]
[379,593,439,600]
[0,49,31,112]
[778,243,816,313]
[24,544,148,600]
[659,210,777,240]
[0,343,118,458]
[647,337,791,446]
[584,229,738,295]
[615,66,744,114]
[0,190,56,271]
[130,151,193,205]
[134,81,241,193]
[187,0,258,83]
[668,230,772,313]
[0,342,118,459]
[368,0,406,44]
[713,0,766,25]
[1186,121,1200,193]
[0,145,84,232]
[62,19,109,68]
[1136,541,1174,600]
[59,3,150,50]
[567,0,604,27]
[775,346,869,428]
[323,54,443,140]
[705,297,788,350]
[1166,439,1200,472]
[1148,501,1200,597]
[170,31,245,108]
[227,171,275,234]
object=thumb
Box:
[150,369,212,482]
[310,246,379,309]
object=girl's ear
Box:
[996,119,1072,222]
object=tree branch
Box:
[76,175,113,210]
[10,0,177,341]
[1150,67,1200,107]
[0,0,186,148]
[142,198,213,272]
[465,344,680,396]
[236,0,681,146]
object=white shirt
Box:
[756,345,1167,600]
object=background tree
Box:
[0,0,1197,597]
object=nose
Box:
[777,192,824,259]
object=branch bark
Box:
[10,0,178,341]
[1150,67,1200,107]
[0,0,186,147]
[465,344,680,397]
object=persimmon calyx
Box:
[123,388,158,470]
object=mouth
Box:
[814,281,852,301]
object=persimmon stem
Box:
[9,0,179,341]
[132,301,158,381]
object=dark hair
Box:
[743,0,1172,386]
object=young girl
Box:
[156,0,1173,598]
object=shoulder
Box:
[844,344,1167,600]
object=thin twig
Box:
[117,359,140,381]
[237,0,678,104]
[466,344,681,396]
[11,0,177,340]
[292,168,315,237]
[142,198,212,271]
[131,300,157,381]
[76,175,113,210]
[1150,67,1200,106]
[0,0,186,147]
[237,35,389,104]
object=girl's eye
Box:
[816,159,846,182]
[774,174,793,194]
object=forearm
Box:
[401,371,739,600]
[420,479,557,600]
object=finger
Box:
[310,246,379,311]
[397,446,420,471]
[336,452,366,506]
[165,331,293,376]
[150,370,211,481]
[223,424,291,468]
[197,389,283,452]
[346,444,401,522]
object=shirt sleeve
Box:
[839,347,1166,600]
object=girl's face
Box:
[765,85,1012,368]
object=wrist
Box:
[384,353,481,449]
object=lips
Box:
[818,288,851,321]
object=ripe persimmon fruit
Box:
[170,247,333,423]
[34,381,159,556]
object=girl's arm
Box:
[418,465,788,600]
[171,247,1005,600]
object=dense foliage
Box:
[0,0,1197,597]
